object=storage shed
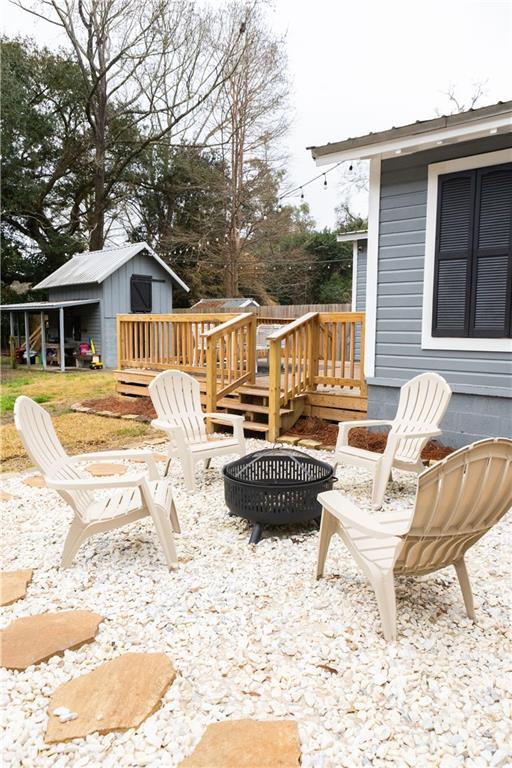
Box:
[2,242,188,370]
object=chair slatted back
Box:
[14,396,94,516]
[392,373,452,463]
[149,370,206,444]
[395,438,512,575]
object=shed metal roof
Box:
[0,299,100,311]
[34,242,189,292]
[192,297,259,309]
[309,100,512,164]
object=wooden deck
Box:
[115,311,367,439]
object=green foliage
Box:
[0,392,50,414]
[1,37,91,283]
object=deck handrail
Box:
[203,313,257,417]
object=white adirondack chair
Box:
[317,438,512,641]
[334,372,452,508]
[14,396,180,569]
[149,370,246,491]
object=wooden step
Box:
[216,399,292,416]
[209,417,268,435]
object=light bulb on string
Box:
[300,188,304,200]
[323,174,327,189]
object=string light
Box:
[323,174,327,189]
[300,187,304,200]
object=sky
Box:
[3,0,511,228]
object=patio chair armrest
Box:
[390,424,442,440]
[46,474,146,491]
[68,450,160,480]
[337,419,392,448]
[317,490,408,538]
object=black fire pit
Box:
[222,448,336,544]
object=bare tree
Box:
[435,79,489,116]
[15,0,248,249]
[212,1,290,295]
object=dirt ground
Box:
[287,416,454,461]
[77,396,454,461]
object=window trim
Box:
[421,148,512,352]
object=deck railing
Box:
[116,313,238,372]
[203,313,257,414]
[266,311,366,440]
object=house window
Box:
[130,274,152,313]
[432,162,512,339]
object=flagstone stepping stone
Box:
[297,438,323,449]
[45,652,175,743]
[0,489,13,502]
[0,611,103,670]
[276,435,301,446]
[179,720,301,768]
[131,453,168,463]
[23,474,46,488]
[85,463,127,477]
[0,569,33,607]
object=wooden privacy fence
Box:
[267,312,366,440]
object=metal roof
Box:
[336,230,368,242]
[309,100,512,163]
[192,297,259,309]
[34,242,189,292]
[0,299,100,312]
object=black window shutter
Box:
[130,274,152,313]
[469,164,512,337]
[432,172,475,336]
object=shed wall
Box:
[102,252,173,367]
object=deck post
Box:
[205,334,217,433]
[24,311,31,367]
[248,314,257,384]
[116,315,122,368]
[59,306,65,372]
[307,315,320,390]
[40,311,47,369]
[268,338,281,442]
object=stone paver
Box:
[297,438,323,449]
[0,569,33,607]
[23,474,46,488]
[46,652,176,742]
[0,489,13,502]
[0,611,103,670]
[85,463,127,477]
[179,720,301,768]
[276,435,301,446]
[132,453,168,463]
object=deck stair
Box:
[115,310,367,440]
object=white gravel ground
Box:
[1,438,511,768]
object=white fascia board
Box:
[313,115,512,166]
[351,241,358,312]
[337,231,368,242]
[364,157,381,378]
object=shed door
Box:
[130,274,152,313]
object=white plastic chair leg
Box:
[61,517,88,569]
[181,455,196,491]
[371,464,391,509]
[454,558,476,621]
[170,498,181,534]
[371,571,397,641]
[316,509,338,579]
[150,506,178,569]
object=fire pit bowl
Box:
[223,448,336,544]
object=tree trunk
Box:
[89,58,108,250]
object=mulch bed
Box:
[286,417,454,461]
[81,395,157,419]
[80,398,454,461]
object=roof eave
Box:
[309,111,512,166]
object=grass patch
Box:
[1,412,151,473]
[0,392,50,414]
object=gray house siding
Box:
[368,133,512,447]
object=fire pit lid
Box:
[222,447,333,488]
